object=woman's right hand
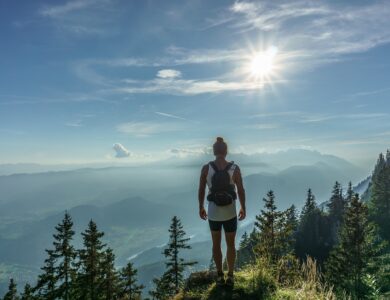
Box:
[199,207,208,220]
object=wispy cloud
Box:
[65,120,83,127]
[40,0,99,18]
[335,87,390,103]
[156,69,182,79]
[39,0,116,36]
[299,112,389,123]
[116,122,180,137]
[155,111,187,121]
[117,77,265,96]
[169,146,212,157]
[245,123,280,130]
[65,1,390,97]
[226,1,390,60]
[249,111,302,118]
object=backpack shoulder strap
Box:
[209,161,218,173]
[224,161,234,171]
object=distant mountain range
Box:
[0,149,372,296]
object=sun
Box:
[247,46,278,81]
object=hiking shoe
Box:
[225,274,234,287]
[216,272,225,286]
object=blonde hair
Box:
[213,137,228,156]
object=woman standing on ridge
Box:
[198,137,246,286]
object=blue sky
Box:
[0,0,390,166]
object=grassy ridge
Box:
[174,258,336,300]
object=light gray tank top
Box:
[206,162,237,221]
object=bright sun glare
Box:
[247,46,279,81]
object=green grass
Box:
[175,257,337,300]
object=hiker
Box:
[198,137,246,286]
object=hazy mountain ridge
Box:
[0,197,190,266]
[0,149,372,296]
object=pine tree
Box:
[326,194,384,298]
[236,232,250,269]
[52,212,77,300]
[76,220,106,300]
[100,248,120,300]
[208,256,216,272]
[373,153,386,181]
[119,262,144,300]
[3,279,19,300]
[149,275,170,300]
[162,216,197,295]
[301,189,316,217]
[239,231,249,249]
[346,181,354,204]
[254,190,285,264]
[327,181,346,247]
[279,205,298,255]
[34,250,57,300]
[295,189,332,264]
[327,181,345,224]
[20,284,35,300]
[236,228,258,268]
[369,150,390,241]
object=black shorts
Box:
[208,216,237,233]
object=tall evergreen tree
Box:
[162,216,197,295]
[237,227,258,265]
[327,181,345,225]
[295,189,332,264]
[239,231,249,249]
[52,212,77,300]
[119,262,144,300]
[280,205,298,255]
[20,284,35,300]
[34,250,57,300]
[373,153,386,181]
[149,275,170,300]
[236,232,250,269]
[254,190,285,263]
[369,150,390,241]
[326,193,384,299]
[76,220,106,300]
[3,279,19,300]
[346,181,354,204]
[327,181,346,247]
[208,256,216,272]
[100,248,120,300]
[300,189,316,217]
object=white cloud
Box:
[170,147,212,157]
[40,0,98,17]
[39,0,115,36]
[245,123,280,130]
[167,46,244,65]
[155,111,187,121]
[117,78,265,96]
[65,120,83,127]
[156,69,182,79]
[116,122,179,137]
[227,1,390,58]
[112,143,131,158]
[68,1,390,97]
[299,112,389,123]
[249,111,302,118]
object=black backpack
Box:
[207,161,237,206]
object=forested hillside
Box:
[1,150,389,300]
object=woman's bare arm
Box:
[198,164,208,220]
[233,166,246,220]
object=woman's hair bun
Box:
[216,137,224,143]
